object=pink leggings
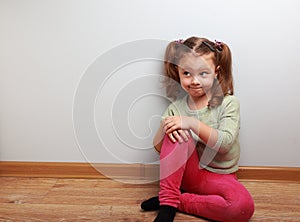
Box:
[159,135,254,222]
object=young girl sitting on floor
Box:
[141,36,254,222]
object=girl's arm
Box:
[190,119,219,148]
[153,122,165,152]
[164,116,218,148]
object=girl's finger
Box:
[165,122,176,134]
[166,126,176,135]
[184,130,191,139]
[172,131,183,143]
[168,132,176,143]
[178,130,189,142]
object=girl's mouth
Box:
[189,86,202,89]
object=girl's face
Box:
[178,53,217,100]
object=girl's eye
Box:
[183,71,191,76]
[199,72,208,77]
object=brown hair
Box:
[163,36,234,108]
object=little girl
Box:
[141,37,254,222]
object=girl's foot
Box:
[141,196,159,211]
[153,205,176,222]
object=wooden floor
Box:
[0,177,299,222]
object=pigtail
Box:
[208,41,234,108]
[163,41,181,100]
[217,42,234,95]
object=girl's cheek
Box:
[203,80,215,90]
[201,79,211,86]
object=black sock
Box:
[153,205,176,222]
[141,196,159,211]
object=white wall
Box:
[1,0,299,166]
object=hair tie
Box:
[214,40,223,52]
[175,39,184,44]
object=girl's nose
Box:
[191,76,201,85]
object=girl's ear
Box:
[215,65,220,78]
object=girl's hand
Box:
[162,116,195,143]
[167,129,190,143]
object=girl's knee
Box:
[225,196,255,221]
[228,182,255,221]
[239,201,254,221]
[241,197,255,221]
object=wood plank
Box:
[1,161,300,182]
[243,181,300,206]
[0,203,204,222]
[0,177,300,221]
[0,177,203,221]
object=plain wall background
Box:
[1,0,299,167]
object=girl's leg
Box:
[154,135,196,222]
[142,135,195,215]
[158,134,195,208]
[179,150,255,222]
